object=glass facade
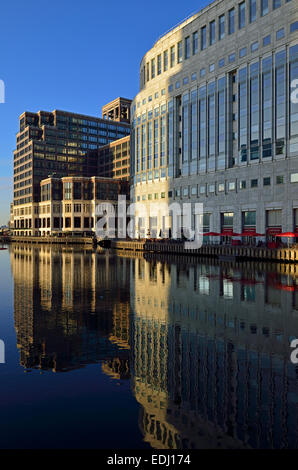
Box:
[208,82,216,171]
[249,0,256,22]
[132,1,298,187]
[210,20,216,45]
[290,45,298,154]
[275,50,286,155]
[193,32,198,54]
[201,26,207,50]
[239,67,248,163]
[239,2,246,29]
[261,0,269,15]
[190,90,198,174]
[250,62,260,160]
[182,94,189,175]
[228,8,235,34]
[262,57,272,158]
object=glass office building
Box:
[12,99,131,235]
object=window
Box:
[243,210,256,225]
[201,26,207,50]
[183,76,189,85]
[200,68,206,77]
[161,192,165,199]
[191,186,197,195]
[74,217,81,228]
[64,182,71,200]
[276,28,285,40]
[219,58,225,68]
[261,0,269,15]
[239,47,247,58]
[163,50,168,71]
[228,181,236,191]
[251,179,258,188]
[175,81,180,89]
[251,41,259,52]
[183,187,189,197]
[290,173,298,183]
[193,31,198,54]
[170,46,175,67]
[161,88,165,96]
[239,2,246,29]
[290,22,298,33]
[209,63,215,72]
[228,8,235,34]
[263,177,271,186]
[191,72,197,81]
[249,0,256,22]
[177,41,183,63]
[240,180,246,189]
[218,183,225,192]
[229,53,236,62]
[219,15,225,40]
[273,0,281,9]
[263,34,271,46]
[209,184,215,193]
[185,36,190,59]
[277,175,284,184]
[200,185,206,194]
[151,58,155,79]
[210,20,216,45]
[157,54,162,75]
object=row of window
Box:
[139,23,298,104]
[141,0,293,86]
[133,45,298,178]
[135,173,298,200]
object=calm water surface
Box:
[0,243,298,449]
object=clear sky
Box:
[0,0,212,226]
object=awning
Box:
[203,232,220,236]
[266,227,282,235]
[276,232,296,238]
[239,231,265,237]
[219,230,241,236]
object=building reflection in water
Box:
[10,244,131,374]
[10,245,298,449]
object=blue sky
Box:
[0,0,211,225]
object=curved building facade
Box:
[131,0,298,238]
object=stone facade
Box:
[131,0,298,240]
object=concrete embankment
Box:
[6,236,96,246]
[110,240,298,263]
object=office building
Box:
[131,0,298,240]
[97,135,130,181]
[13,175,129,236]
[12,98,131,235]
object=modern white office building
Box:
[131,0,298,241]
